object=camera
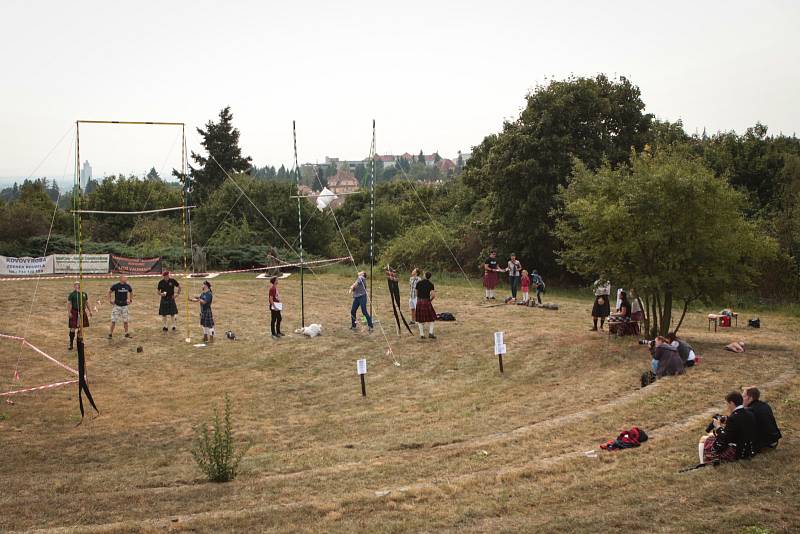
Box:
[705,414,727,433]
[638,339,653,345]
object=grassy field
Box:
[1,272,798,533]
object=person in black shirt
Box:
[415,271,437,339]
[743,386,782,451]
[157,271,181,332]
[108,275,133,339]
[66,281,92,350]
[699,391,757,464]
[483,250,502,300]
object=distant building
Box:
[327,168,359,195]
[80,160,92,188]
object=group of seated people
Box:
[608,289,644,335]
[698,387,782,465]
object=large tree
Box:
[555,146,774,336]
[462,74,652,275]
[189,107,252,204]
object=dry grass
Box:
[1,273,798,533]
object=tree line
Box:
[2,75,798,316]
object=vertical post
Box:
[180,124,192,342]
[494,331,506,374]
[369,119,375,316]
[357,358,367,396]
[74,122,84,345]
[293,121,305,328]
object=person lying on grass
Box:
[698,391,757,464]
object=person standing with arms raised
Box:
[108,275,133,339]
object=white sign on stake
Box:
[357,358,367,375]
[494,331,506,355]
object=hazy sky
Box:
[2,0,799,182]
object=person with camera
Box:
[651,336,684,377]
[698,391,757,464]
[667,331,698,367]
[743,387,782,451]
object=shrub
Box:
[191,395,249,482]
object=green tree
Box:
[417,150,425,164]
[463,74,653,275]
[85,176,182,241]
[189,107,252,203]
[555,146,773,336]
[145,167,162,181]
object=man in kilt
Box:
[67,281,92,350]
[698,391,757,464]
[157,271,181,332]
[591,275,611,331]
[191,280,215,342]
[415,271,437,339]
[483,250,503,300]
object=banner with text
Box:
[0,256,54,276]
[110,255,162,275]
[52,254,110,274]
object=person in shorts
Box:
[108,275,133,338]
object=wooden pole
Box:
[360,373,366,397]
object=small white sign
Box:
[357,358,367,375]
[494,332,505,355]
[494,331,504,346]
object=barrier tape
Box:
[0,332,79,376]
[0,379,78,397]
[0,257,349,282]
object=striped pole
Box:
[369,120,375,316]
[293,121,305,327]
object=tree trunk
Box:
[655,292,663,336]
[639,295,650,337]
[660,290,673,337]
[674,299,690,334]
[650,293,659,339]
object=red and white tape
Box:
[1,379,78,397]
[0,332,78,376]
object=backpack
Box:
[436,312,456,321]
[641,370,656,388]
[748,317,760,328]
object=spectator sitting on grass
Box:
[667,331,698,367]
[743,386,782,452]
[698,391,757,464]
[650,336,684,378]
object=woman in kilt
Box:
[415,271,437,339]
[191,280,215,342]
[591,276,611,331]
[67,281,92,351]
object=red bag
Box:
[720,315,731,327]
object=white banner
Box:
[0,256,54,275]
[52,254,110,274]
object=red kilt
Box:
[483,270,499,289]
[703,436,738,463]
[415,298,437,323]
[69,309,89,329]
